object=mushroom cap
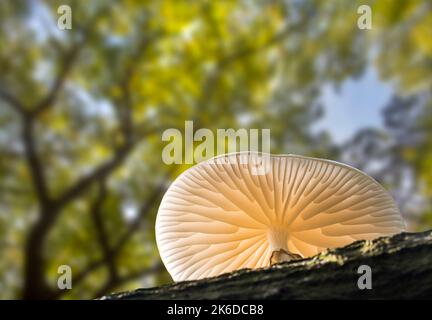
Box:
[156,152,405,281]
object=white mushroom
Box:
[156,152,405,282]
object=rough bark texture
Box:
[102,230,432,299]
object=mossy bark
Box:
[102,230,432,299]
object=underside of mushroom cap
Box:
[156,152,405,282]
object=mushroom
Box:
[156,152,405,282]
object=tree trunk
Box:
[22,210,57,300]
[102,230,432,299]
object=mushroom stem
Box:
[267,227,289,252]
[267,227,302,265]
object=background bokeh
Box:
[0,0,431,299]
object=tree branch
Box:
[54,28,165,212]
[90,180,119,282]
[95,262,164,299]
[112,175,172,256]
[31,42,84,117]
[63,177,170,295]
[31,7,110,117]
[0,88,27,116]
[103,231,432,300]
[114,29,165,145]
[22,116,51,207]
[69,259,106,290]
[54,143,133,210]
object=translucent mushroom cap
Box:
[156,153,405,281]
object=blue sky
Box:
[313,66,394,144]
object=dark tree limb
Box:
[31,5,110,117]
[90,180,119,282]
[54,143,133,211]
[20,7,111,300]
[67,176,166,296]
[21,116,51,208]
[31,42,84,117]
[112,181,169,255]
[44,28,169,298]
[0,88,27,115]
[102,231,432,300]
[69,260,106,291]
[54,26,165,211]
[94,262,164,299]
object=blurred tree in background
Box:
[342,0,432,228]
[0,0,431,299]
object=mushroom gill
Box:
[155,152,405,282]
